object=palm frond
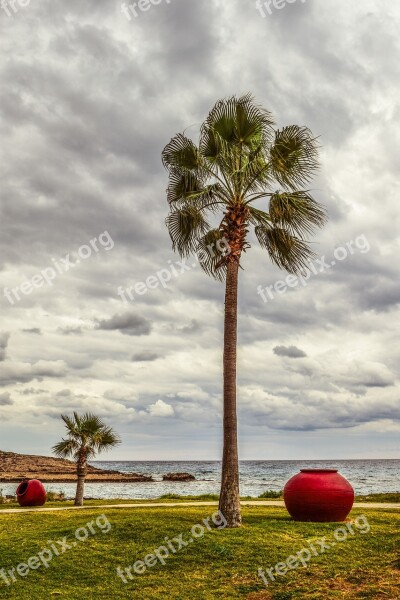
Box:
[94,427,121,452]
[162,133,203,173]
[269,190,327,237]
[234,146,272,195]
[255,225,316,274]
[269,126,319,188]
[60,413,79,435]
[166,205,209,257]
[52,438,79,459]
[80,414,105,436]
[166,168,205,204]
[167,168,227,209]
[235,95,275,148]
[195,229,229,281]
[200,94,274,152]
[247,206,272,228]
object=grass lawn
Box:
[0,505,399,599]
[0,491,398,511]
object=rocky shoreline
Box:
[0,451,152,483]
[163,472,196,482]
[0,451,195,483]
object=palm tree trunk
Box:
[75,465,87,507]
[218,259,242,528]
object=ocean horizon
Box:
[2,459,398,500]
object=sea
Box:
[2,459,399,500]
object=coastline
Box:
[0,474,153,483]
[0,450,153,483]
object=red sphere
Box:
[16,479,47,507]
[284,469,354,522]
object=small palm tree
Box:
[162,94,327,527]
[52,412,121,506]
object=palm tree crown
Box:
[53,412,121,462]
[162,93,326,274]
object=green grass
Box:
[354,492,400,503]
[0,495,224,510]
[158,493,221,501]
[0,505,398,599]
[157,491,400,503]
[0,491,398,511]
[0,491,398,512]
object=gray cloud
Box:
[0,333,10,362]
[178,320,202,334]
[58,326,84,336]
[96,313,152,336]
[273,345,308,359]
[131,351,160,362]
[19,388,47,395]
[0,361,67,387]
[0,392,13,406]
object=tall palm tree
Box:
[162,94,327,528]
[52,412,121,506]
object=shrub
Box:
[258,490,283,499]
[46,490,66,502]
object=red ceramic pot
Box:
[16,479,47,507]
[284,469,354,522]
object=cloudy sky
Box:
[0,0,399,461]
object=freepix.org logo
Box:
[1,0,31,18]
[3,231,114,305]
[0,514,111,586]
[121,0,172,21]
[256,234,370,304]
[255,0,306,19]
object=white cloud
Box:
[148,399,174,418]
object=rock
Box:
[162,472,195,482]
